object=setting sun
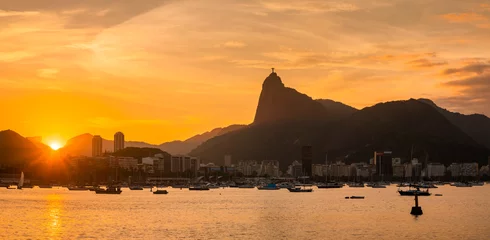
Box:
[49,142,62,151]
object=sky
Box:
[1,0,490,146]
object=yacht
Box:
[317,182,343,189]
[398,186,431,196]
[189,186,210,191]
[347,182,365,188]
[129,186,144,190]
[470,182,484,186]
[68,186,89,191]
[257,183,280,190]
[452,182,473,187]
[95,186,122,194]
[288,186,313,192]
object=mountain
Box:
[61,124,246,157]
[316,99,358,119]
[60,133,113,157]
[190,73,489,169]
[418,98,490,149]
[0,130,46,167]
[160,124,246,154]
[254,72,328,124]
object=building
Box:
[426,163,445,178]
[258,160,280,177]
[190,157,200,175]
[312,164,325,177]
[114,132,125,152]
[224,155,232,167]
[92,135,103,157]
[171,156,182,173]
[448,163,479,177]
[301,146,313,177]
[287,160,303,178]
[374,151,393,180]
[110,156,138,170]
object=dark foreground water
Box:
[1,185,490,239]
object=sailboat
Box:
[129,176,143,190]
[6,172,24,189]
[18,172,24,190]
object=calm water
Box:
[1,185,490,239]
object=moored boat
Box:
[257,183,280,190]
[398,186,431,196]
[95,186,122,194]
[189,186,210,191]
[288,186,313,192]
[317,182,343,189]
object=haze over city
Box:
[2,0,490,148]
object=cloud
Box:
[440,12,490,29]
[0,51,35,62]
[0,10,39,17]
[259,1,360,14]
[443,63,490,75]
[407,58,447,68]
[37,68,59,78]
[222,41,247,48]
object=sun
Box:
[49,142,62,150]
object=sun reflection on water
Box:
[45,194,63,238]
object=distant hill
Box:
[190,73,489,169]
[418,98,490,149]
[316,99,358,119]
[0,130,46,168]
[61,124,246,157]
[111,147,170,161]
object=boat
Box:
[414,183,438,188]
[366,182,386,188]
[470,182,484,186]
[153,189,168,194]
[171,184,189,189]
[38,185,53,188]
[398,186,431,196]
[435,194,443,196]
[451,182,473,187]
[288,186,313,192]
[257,183,280,190]
[317,182,343,189]
[189,186,210,191]
[347,182,365,188]
[17,172,24,190]
[95,186,122,194]
[206,183,220,189]
[348,196,365,199]
[128,176,144,190]
[68,186,89,191]
[238,184,255,189]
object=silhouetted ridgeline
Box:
[190,73,489,169]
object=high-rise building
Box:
[114,132,125,152]
[374,151,393,180]
[301,146,313,177]
[92,135,103,157]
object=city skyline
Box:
[1,0,490,147]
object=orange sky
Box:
[1,0,490,146]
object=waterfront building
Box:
[92,135,103,157]
[110,156,138,170]
[374,151,393,180]
[426,163,446,178]
[448,163,479,177]
[114,132,125,152]
[301,146,313,177]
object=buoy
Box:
[410,194,423,215]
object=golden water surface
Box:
[1,185,490,239]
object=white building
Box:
[110,156,138,170]
[426,163,446,178]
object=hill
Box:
[419,98,490,149]
[0,130,46,168]
[190,73,489,169]
[61,124,246,157]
